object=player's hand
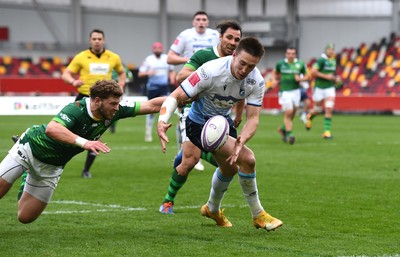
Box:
[72,79,84,88]
[83,140,110,155]
[226,136,244,165]
[233,118,242,128]
[157,121,173,153]
[294,74,301,82]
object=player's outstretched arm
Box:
[138,96,168,115]
[45,121,110,155]
[157,87,189,153]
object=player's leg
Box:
[145,114,154,142]
[9,135,27,199]
[17,174,60,223]
[0,154,25,199]
[322,90,335,139]
[277,91,288,142]
[82,151,96,178]
[159,141,201,213]
[159,115,202,214]
[279,91,296,144]
[234,145,283,231]
[306,88,323,130]
[145,89,157,142]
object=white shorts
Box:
[312,87,336,102]
[278,89,301,111]
[2,138,63,203]
[179,105,191,143]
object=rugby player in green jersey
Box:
[306,43,341,139]
[272,47,309,144]
[0,79,165,224]
[159,20,243,214]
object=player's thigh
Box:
[18,191,48,223]
[279,90,300,111]
[181,141,201,165]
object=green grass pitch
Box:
[0,114,398,257]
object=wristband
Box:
[74,136,88,148]
[158,96,178,123]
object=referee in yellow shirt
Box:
[62,29,126,178]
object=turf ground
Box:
[0,114,399,257]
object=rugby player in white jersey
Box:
[157,37,283,231]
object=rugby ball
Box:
[201,115,229,152]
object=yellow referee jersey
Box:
[67,49,124,95]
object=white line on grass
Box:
[42,200,247,215]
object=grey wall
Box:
[299,17,392,61]
[0,4,395,71]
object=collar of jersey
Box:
[85,98,101,121]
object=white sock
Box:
[207,168,233,213]
[145,114,154,133]
[238,171,263,218]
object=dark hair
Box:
[90,80,123,99]
[235,37,264,58]
[89,29,105,38]
[287,46,297,52]
[193,11,208,19]
[216,20,242,36]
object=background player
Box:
[138,42,176,142]
[272,47,309,144]
[306,43,341,139]
[167,11,220,171]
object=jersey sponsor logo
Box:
[199,67,209,80]
[188,73,200,87]
[59,113,71,122]
[239,89,245,97]
[246,78,256,85]
[89,63,110,75]
[258,81,265,88]
[213,95,239,108]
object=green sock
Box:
[324,117,332,131]
[201,151,218,167]
[280,125,286,132]
[286,130,293,137]
[163,169,188,203]
[17,171,28,200]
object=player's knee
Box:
[325,100,335,109]
[281,102,293,111]
[17,212,36,224]
[313,105,323,113]
[240,153,256,171]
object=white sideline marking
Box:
[42,200,246,215]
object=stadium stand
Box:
[1,33,400,111]
[264,33,400,112]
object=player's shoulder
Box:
[248,67,264,81]
[178,28,195,37]
[73,49,90,59]
[205,28,219,36]
[104,49,121,59]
